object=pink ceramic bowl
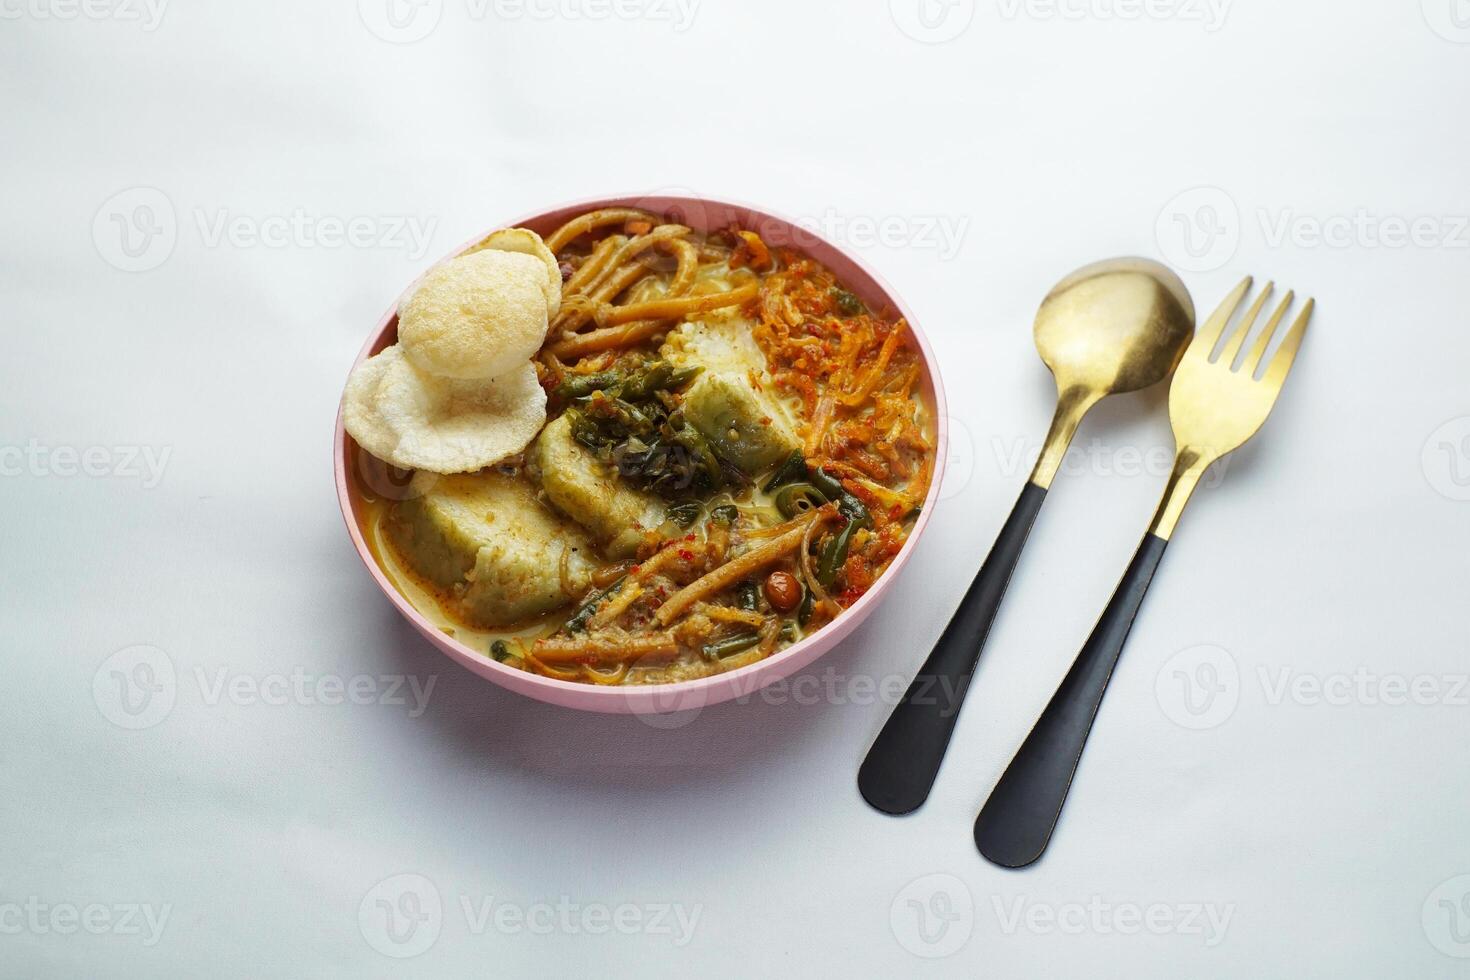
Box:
[334,194,948,714]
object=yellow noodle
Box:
[574,225,688,302]
[581,663,630,685]
[594,281,759,328]
[545,207,659,253]
[548,319,666,360]
[554,261,655,334]
[562,234,624,298]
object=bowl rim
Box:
[333,192,949,713]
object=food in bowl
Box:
[344,206,936,686]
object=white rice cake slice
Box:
[661,316,799,473]
[528,413,668,560]
[387,470,594,628]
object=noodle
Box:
[571,225,689,306]
[547,238,700,355]
[562,234,624,298]
[545,207,659,253]
[554,261,655,333]
[593,281,759,328]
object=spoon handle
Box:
[972,532,1168,867]
[857,481,1048,815]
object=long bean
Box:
[817,521,857,586]
[701,631,760,662]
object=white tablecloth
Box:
[5,1,1469,975]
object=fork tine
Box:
[1262,297,1314,389]
[1219,282,1273,367]
[1245,289,1294,376]
[1190,276,1252,360]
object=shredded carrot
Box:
[729,230,772,271]
[840,324,903,406]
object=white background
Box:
[4,0,1469,975]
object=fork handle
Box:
[973,532,1169,867]
[857,481,1048,815]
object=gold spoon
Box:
[858,258,1195,816]
[975,278,1313,867]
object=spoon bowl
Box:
[1030,258,1196,488]
[1036,257,1195,395]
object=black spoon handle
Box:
[973,532,1169,868]
[858,481,1048,815]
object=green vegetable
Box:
[710,504,739,525]
[810,467,871,528]
[762,450,808,492]
[736,580,760,612]
[807,466,844,500]
[666,502,702,528]
[817,520,857,586]
[565,576,626,633]
[671,418,725,489]
[797,586,814,626]
[556,361,701,403]
[556,371,621,400]
[830,287,864,316]
[490,640,513,662]
[774,482,827,519]
[701,631,760,661]
[619,361,701,401]
[563,364,733,499]
[779,622,798,642]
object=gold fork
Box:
[973,277,1314,868]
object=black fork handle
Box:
[858,482,1048,815]
[973,532,1169,867]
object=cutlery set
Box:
[858,263,1315,868]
